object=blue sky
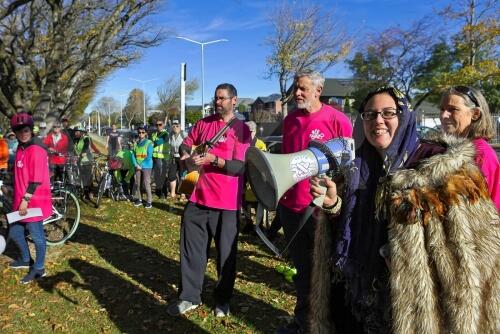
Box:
[88,0,450,111]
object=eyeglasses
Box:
[214,96,232,101]
[360,108,400,121]
[453,86,479,107]
[138,131,146,134]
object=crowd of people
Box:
[2,71,499,333]
[162,75,499,334]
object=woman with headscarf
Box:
[439,86,500,210]
[309,87,500,334]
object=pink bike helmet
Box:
[10,112,34,131]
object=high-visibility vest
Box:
[134,139,152,165]
[75,134,93,164]
[151,130,170,159]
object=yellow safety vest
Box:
[151,131,170,159]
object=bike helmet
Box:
[10,113,34,131]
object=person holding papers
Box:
[8,113,52,284]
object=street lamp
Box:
[112,92,128,130]
[176,36,228,117]
[129,77,158,126]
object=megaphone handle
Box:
[312,173,327,207]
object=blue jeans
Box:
[9,221,46,270]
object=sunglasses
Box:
[138,131,146,134]
[360,108,400,121]
[453,86,479,107]
[156,123,163,126]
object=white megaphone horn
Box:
[246,137,355,210]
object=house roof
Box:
[254,94,281,104]
[237,97,255,106]
[286,78,355,98]
[321,78,355,97]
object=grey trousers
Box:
[153,157,169,195]
[132,168,152,203]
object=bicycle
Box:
[61,154,83,198]
[95,158,126,208]
[92,154,107,186]
[0,174,81,252]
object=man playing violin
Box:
[167,83,251,318]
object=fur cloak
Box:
[311,136,500,334]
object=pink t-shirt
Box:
[473,138,500,211]
[279,104,353,212]
[14,143,52,222]
[183,114,251,210]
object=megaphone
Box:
[246,137,355,210]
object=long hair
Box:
[441,87,494,140]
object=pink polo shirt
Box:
[473,138,500,211]
[279,104,353,212]
[183,114,251,210]
[14,143,52,222]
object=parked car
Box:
[117,129,137,146]
[263,135,283,153]
[417,125,440,139]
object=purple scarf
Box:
[333,87,419,330]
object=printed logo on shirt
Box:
[217,135,227,143]
[309,129,325,141]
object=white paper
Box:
[7,208,43,224]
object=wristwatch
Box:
[211,156,219,167]
[22,195,31,202]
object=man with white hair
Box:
[276,71,353,334]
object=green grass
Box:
[0,197,295,333]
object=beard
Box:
[297,100,312,110]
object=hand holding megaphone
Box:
[310,175,338,207]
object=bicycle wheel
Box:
[44,189,80,246]
[0,198,11,253]
[95,174,109,208]
[93,161,104,186]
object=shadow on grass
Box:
[59,223,291,333]
[152,201,185,216]
[39,260,208,333]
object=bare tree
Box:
[156,77,199,123]
[440,0,499,67]
[0,0,32,20]
[123,88,145,128]
[348,17,439,109]
[0,0,164,124]
[94,96,120,128]
[265,1,352,115]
